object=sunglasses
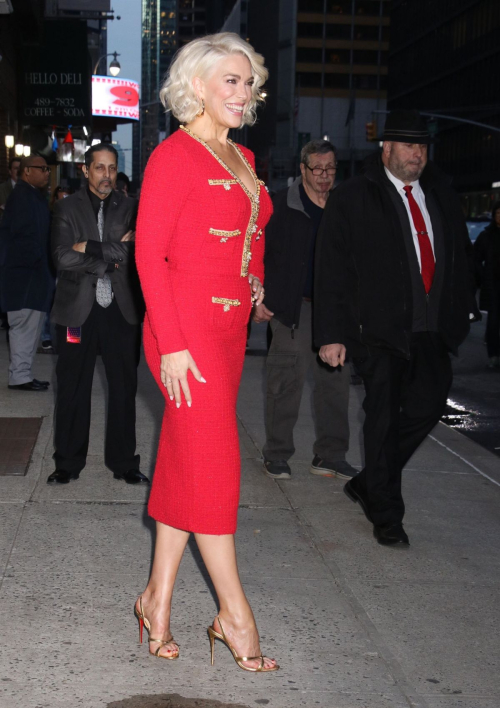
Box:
[27,165,50,173]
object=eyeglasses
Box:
[27,165,50,173]
[305,164,337,176]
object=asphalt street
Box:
[445,317,500,457]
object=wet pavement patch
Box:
[441,398,500,457]
[107,695,250,708]
[0,417,43,475]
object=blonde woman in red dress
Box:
[134,33,278,672]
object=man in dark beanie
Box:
[314,110,479,546]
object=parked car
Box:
[466,218,490,243]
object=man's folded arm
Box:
[52,209,108,277]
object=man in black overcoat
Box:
[0,155,53,390]
[48,143,147,485]
[474,200,500,368]
[314,111,479,546]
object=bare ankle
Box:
[218,609,256,632]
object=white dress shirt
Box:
[384,166,435,271]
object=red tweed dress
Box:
[135,127,272,535]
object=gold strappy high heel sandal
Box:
[207,616,279,672]
[135,596,179,660]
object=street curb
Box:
[431,421,500,487]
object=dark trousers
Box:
[263,302,350,462]
[486,290,500,357]
[54,299,141,474]
[353,333,452,527]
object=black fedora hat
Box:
[382,109,431,143]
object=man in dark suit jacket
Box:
[314,111,479,546]
[0,155,53,390]
[0,157,21,212]
[48,143,147,485]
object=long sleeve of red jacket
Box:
[136,140,193,355]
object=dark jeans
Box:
[54,299,141,474]
[353,332,452,527]
[486,290,500,357]
[263,302,350,462]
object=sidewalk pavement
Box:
[0,324,499,708]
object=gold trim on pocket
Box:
[209,228,241,243]
[208,179,239,190]
[212,297,241,312]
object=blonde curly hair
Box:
[160,32,268,127]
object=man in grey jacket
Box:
[253,140,355,481]
[48,143,146,485]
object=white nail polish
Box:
[169,395,174,401]
[200,377,207,383]
[187,401,191,407]
[176,402,180,408]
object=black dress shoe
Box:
[113,469,150,484]
[344,479,373,523]
[8,380,48,391]
[47,469,80,484]
[374,523,409,546]
[33,378,50,387]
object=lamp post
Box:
[93,51,121,76]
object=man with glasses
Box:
[0,155,53,390]
[253,140,355,481]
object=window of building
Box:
[296,47,323,63]
[297,72,322,88]
[325,23,352,40]
[297,22,323,38]
[298,0,324,11]
[353,49,381,64]
[355,74,387,90]
[329,49,350,63]
[354,24,380,41]
[356,0,389,17]
[325,73,350,88]
[330,1,352,14]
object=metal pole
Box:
[376,0,383,111]
[349,0,356,177]
[319,0,327,137]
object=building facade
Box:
[388,0,500,214]
[140,0,178,175]
[224,0,390,189]
[0,1,112,181]
[138,0,234,176]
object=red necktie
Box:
[403,185,435,293]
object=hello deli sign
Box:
[92,76,139,121]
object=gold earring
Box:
[197,99,205,117]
